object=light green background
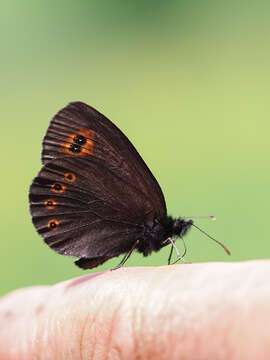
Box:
[1,1,269,296]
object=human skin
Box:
[0,261,269,360]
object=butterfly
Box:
[29,102,230,270]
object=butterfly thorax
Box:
[137,216,193,256]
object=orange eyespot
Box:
[60,129,95,156]
[51,182,66,193]
[44,199,57,209]
[47,219,60,231]
[64,172,76,183]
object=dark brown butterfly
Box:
[29,102,230,270]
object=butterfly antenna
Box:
[191,223,231,255]
[184,216,216,221]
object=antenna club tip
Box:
[220,244,231,255]
[211,216,216,222]
[221,244,231,255]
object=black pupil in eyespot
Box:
[47,201,53,206]
[67,174,72,180]
[74,135,86,145]
[54,184,62,191]
[70,144,81,153]
[50,222,56,228]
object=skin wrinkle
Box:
[19,287,51,359]
[140,272,174,359]
[125,273,149,360]
[113,296,137,360]
[23,300,44,359]
[61,279,101,359]
[84,270,138,360]
[124,269,175,359]
[131,304,140,360]
[33,285,80,359]
[107,302,124,360]
[43,306,57,359]
[148,287,225,359]
[143,312,167,359]
[72,304,89,358]
[102,294,129,359]
[134,303,149,360]
[65,297,91,360]
[158,271,219,359]
[205,305,244,360]
[32,320,46,360]
[124,273,152,360]
[83,297,104,360]
[79,310,90,360]
[133,297,155,359]
[125,268,193,359]
[49,304,63,357]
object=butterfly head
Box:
[172,218,193,238]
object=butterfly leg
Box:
[168,243,174,265]
[167,237,190,265]
[111,240,140,270]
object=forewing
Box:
[29,156,149,259]
[41,101,166,217]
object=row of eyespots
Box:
[45,172,76,230]
[60,129,94,156]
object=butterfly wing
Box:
[41,101,166,217]
[29,156,153,267]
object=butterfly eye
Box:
[44,199,57,209]
[48,219,60,231]
[51,182,66,193]
[64,172,76,183]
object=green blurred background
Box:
[1,1,269,296]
